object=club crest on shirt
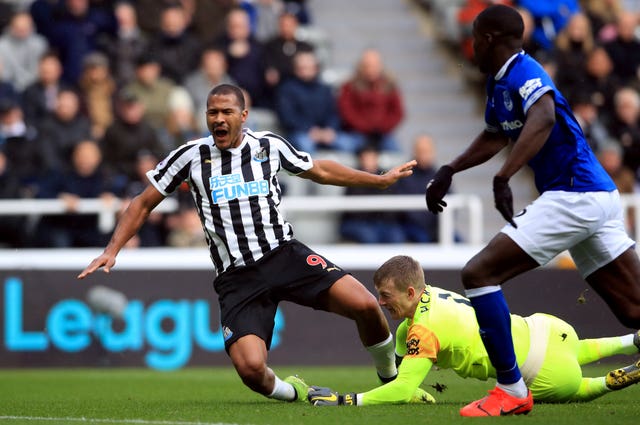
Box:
[502,90,513,111]
[222,326,233,341]
[252,147,268,162]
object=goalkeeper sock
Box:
[570,377,609,402]
[366,333,398,380]
[268,376,296,401]
[577,334,639,365]
[466,286,526,398]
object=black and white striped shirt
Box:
[147,128,313,274]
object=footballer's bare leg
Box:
[228,335,309,402]
[320,274,390,345]
[319,274,398,381]
[461,233,539,289]
[586,248,640,329]
[228,335,274,395]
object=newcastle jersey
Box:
[147,128,313,274]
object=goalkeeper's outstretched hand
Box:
[308,386,357,406]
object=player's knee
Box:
[350,292,383,320]
[461,262,484,289]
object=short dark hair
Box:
[209,84,246,110]
[475,5,524,40]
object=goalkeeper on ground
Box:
[309,255,640,406]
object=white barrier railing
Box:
[281,194,483,245]
[0,198,180,233]
[0,194,483,245]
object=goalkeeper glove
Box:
[308,386,357,406]
[425,165,454,214]
[493,175,517,228]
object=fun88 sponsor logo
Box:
[210,173,269,203]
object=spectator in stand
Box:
[598,140,638,235]
[284,0,311,25]
[21,51,72,125]
[0,97,43,195]
[604,11,640,89]
[339,145,405,244]
[214,7,267,107]
[190,0,236,43]
[516,6,539,56]
[598,140,636,194]
[263,12,314,98]
[0,147,29,247]
[516,0,580,53]
[582,0,624,43]
[570,92,612,154]
[78,52,116,140]
[37,88,92,174]
[161,86,201,149]
[0,58,19,105]
[275,50,356,154]
[166,206,207,248]
[148,3,202,85]
[35,139,122,248]
[97,1,149,88]
[121,151,167,248]
[184,47,236,135]
[134,0,196,37]
[608,87,640,179]
[44,0,116,85]
[100,89,165,181]
[394,134,442,243]
[252,0,285,43]
[338,48,404,152]
[124,53,176,135]
[583,46,622,123]
[552,12,596,101]
[457,0,514,63]
[0,11,48,92]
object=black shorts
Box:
[213,239,348,352]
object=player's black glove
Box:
[493,175,517,228]
[425,165,454,214]
[308,386,357,406]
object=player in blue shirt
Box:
[425,4,640,417]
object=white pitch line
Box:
[0,416,246,425]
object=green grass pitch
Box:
[0,365,639,425]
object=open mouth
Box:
[214,128,229,138]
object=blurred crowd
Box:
[3,0,637,249]
[0,0,435,249]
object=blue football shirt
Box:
[484,52,615,194]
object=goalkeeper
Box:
[309,255,640,406]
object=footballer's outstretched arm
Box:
[447,130,509,174]
[77,185,165,279]
[299,158,416,190]
[357,356,434,405]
